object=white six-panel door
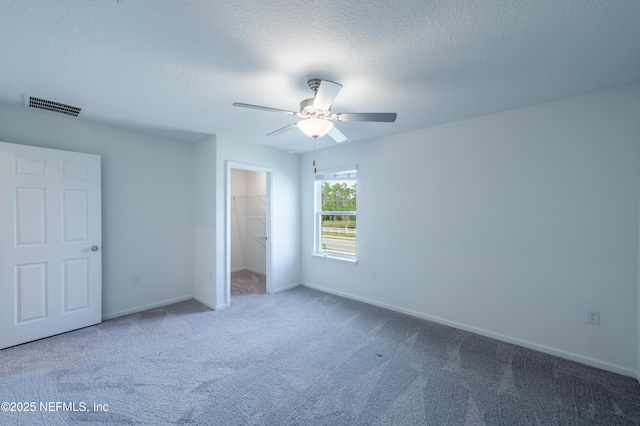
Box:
[0,141,101,349]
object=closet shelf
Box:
[252,236,267,248]
[232,194,266,205]
[252,216,267,227]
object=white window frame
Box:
[313,167,357,263]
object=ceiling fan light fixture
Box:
[233,78,398,144]
[297,118,333,138]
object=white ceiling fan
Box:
[233,79,397,143]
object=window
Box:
[314,168,357,261]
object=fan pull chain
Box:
[313,141,317,173]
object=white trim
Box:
[301,282,638,379]
[102,295,194,320]
[314,167,357,181]
[193,295,216,310]
[311,253,358,264]
[271,283,302,294]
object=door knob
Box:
[91,245,101,252]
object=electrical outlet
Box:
[585,309,600,325]
[370,271,376,280]
[132,275,141,285]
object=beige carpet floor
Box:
[231,269,266,295]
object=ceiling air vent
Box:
[27,96,81,117]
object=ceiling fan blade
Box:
[266,123,297,137]
[313,80,342,111]
[327,126,348,143]
[233,102,297,116]
[334,112,397,122]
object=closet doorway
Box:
[226,162,272,305]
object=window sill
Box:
[311,253,358,264]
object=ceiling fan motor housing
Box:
[300,98,327,118]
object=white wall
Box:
[0,104,195,319]
[300,83,640,377]
[193,136,217,308]
[193,136,301,309]
[230,168,247,271]
[244,170,267,274]
[230,169,267,274]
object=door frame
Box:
[225,161,273,306]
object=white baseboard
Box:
[301,282,638,379]
[270,282,301,294]
[102,295,194,320]
[192,295,216,311]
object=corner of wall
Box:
[192,136,219,309]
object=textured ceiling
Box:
[1,0,639,153]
